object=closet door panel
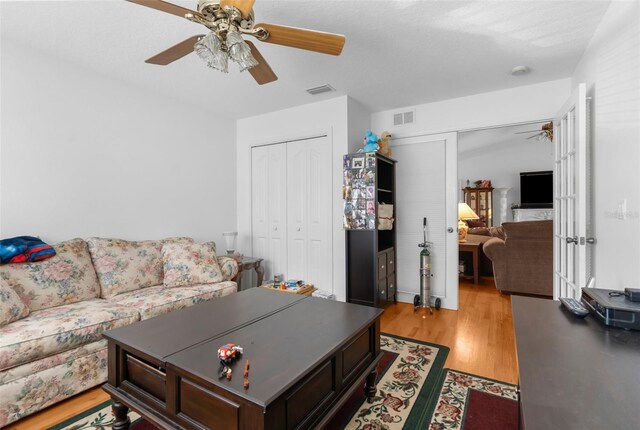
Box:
[251,146,270,279]
[305,137,332,290]
[287,141,307,280]
[268,144,288,279]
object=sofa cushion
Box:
[0,239,100,311]
[0,299,139,371]
[162,242,225,288]
[87,237,194,299]
[0,279,29,326]
[108,282,237,320]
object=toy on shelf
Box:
[243,359,250,389]
[378,131,392,157]
[217,343,244,380]
[363,129,379,153]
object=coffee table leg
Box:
[364,369,378,403]
[112,400,131,430]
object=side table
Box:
[236,256,264,291]
[458,241,480,284]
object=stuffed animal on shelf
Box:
[378,131,392,157]
[363,129,379,153]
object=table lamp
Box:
[458,203,479,242]
[222,231,238,255]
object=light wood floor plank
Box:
[8,277,517,429]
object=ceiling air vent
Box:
[393,110,416,126]
[306,84,336,95]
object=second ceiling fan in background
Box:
[127,0,347,84]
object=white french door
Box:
[553,83,592,299]
[392,132,459,310]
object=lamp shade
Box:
[458,203,479,220]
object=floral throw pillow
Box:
[162,243,224,288]
[0,279,29,326]
[0,238,100,311]
[87,237,194,299]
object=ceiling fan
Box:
[515,122,554,142]
[127,0,346,85]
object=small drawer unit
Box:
[376,248,397,306]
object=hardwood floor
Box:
[7,277,517,429]
[382,276,518,385]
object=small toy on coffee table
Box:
[217,343,244,380]
[243,359,250,389]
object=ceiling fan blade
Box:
[255,23,346,56]
[145,35,204,65]
[126,0,198,18]
[526,134,541,140]
[220,0,256,19]
[246,41,278,85]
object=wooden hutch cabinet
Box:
[463,187,494,227]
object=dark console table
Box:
[512,296,640,430]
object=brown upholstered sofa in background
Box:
[483,220,553,297]
[464,226,506,276]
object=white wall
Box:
[236,96,351,301]
[458,135,554,223]
[372,79,571,136]
[0,40,237,245]
[571,0,640,289]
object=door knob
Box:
[447,227,454,233]
[586,237,596,244]
[566,236,578,244]
[273,226,278,231]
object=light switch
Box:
[618,199,627,220]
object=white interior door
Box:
[392,132,459,310]
[554,83,591,299]
[251,143,287,281]
[286,140,307,281]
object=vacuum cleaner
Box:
[414,217,441,313]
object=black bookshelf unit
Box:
[343,152,397,307]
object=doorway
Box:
[457,121,555,302]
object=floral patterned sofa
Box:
[0,237,238,427]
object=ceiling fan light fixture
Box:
[194,32,229,73]
[227,30,259,72]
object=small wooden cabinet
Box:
[463,187,494,227]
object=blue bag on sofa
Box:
[0,236,56,264]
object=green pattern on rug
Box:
[342,334,449,430]
[47,402,141,430]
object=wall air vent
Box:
[306,84,336,95]
[393,110,416,126]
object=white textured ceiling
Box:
[1,0,610,119]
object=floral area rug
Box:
[49,334,449,430]
[48,338,518,430]
[425,369,518,430]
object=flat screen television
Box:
[520,171,553,208]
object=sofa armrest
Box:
[483,238,507,292]
[217,256,239,282]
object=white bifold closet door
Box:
[287,137,332,288]
[251,136,332,288]
[251,144,287,281]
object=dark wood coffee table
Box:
[102,288,383,430]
